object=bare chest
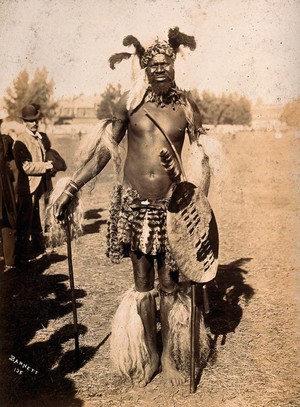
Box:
[128,102,187,142]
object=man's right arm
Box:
[54,92,129,221]
[72,91,129,187]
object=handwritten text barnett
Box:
[9,355,39,375]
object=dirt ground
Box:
[0,126,299,407]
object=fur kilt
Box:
[106,184,178,272]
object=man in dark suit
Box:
[0,108,17,270]
[13,104,54,263]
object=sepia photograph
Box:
[0,1,299,406]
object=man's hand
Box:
[45,160,53,170]
[53,180,80,223]
[45,161,57,176]
[53,192,72,223]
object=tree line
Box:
[4,67,300,127]
[96,85,253,125]
[4,67,57,123]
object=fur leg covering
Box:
[110,287,157,381]
[168,290,210,374]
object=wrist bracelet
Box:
[69,180,79,191]
[63,190,74,198]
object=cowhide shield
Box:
[167,181,219,283]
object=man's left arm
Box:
[185,92,206,144]
[185,93,210,196]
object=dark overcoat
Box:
[0,134,17,228]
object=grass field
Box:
[0,125,299,407]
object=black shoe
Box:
[4,265,16,272]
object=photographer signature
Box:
[9,355,39,376]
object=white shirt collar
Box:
[26,128,42,139]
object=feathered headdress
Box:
[109,27,196,70]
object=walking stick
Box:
[65,210,80,368]
[190,281,197,393]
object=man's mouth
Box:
[155,74,167,81]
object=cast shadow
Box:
[0,254,103,407]
[195,257,255,385]
[82,208,106,235]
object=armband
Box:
[69,180,79,192]
[63,180,80,199]
[63,190,74,198]
[196,127,207,137]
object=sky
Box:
[0,0,299,104]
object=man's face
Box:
[24,119,39,134]
[146,54,175,95]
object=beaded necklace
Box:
[144,85,186,108]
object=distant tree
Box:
[4,69,30,119]
[27,67,57,121]
[4,67,57,122]
[192,90,252,126]
[279,97,300,127]
[97,83,122,119]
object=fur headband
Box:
[140,41,175,68]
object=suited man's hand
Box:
[45,161,53,170]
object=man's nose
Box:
[156,64,164,73]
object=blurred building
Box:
[54,93,99,124]
[251,103,285,129]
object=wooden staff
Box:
[65,211,80,367]
[190,281,197,393]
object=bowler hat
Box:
[21,104,41,121]
[0,108,9,120]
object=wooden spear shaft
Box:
[65,211,80,367]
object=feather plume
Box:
[168,27,196,53]
[126,69,148,111]
[109,52,132,69]
[123,35,145,59]
[159,148,181,182]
